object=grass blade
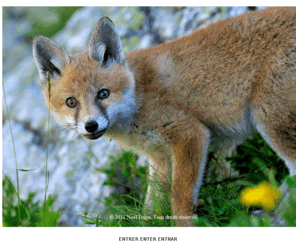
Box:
[2,171,31,221]
[2,82,21,226]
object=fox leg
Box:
[168,121,210,227]
[144,158,171,211]
[143,142,172,212]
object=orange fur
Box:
[33,7,296,226]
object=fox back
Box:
[33,7,296,226]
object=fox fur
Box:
[33,7,296,226]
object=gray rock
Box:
[149,7,182,41]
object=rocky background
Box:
[3,6,267,226]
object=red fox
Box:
[33,7,296,226]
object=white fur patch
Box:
[76,121,87,135]
[50,57,66,72]
[107,89,137,130]
[51,111,67,126]
[96,115,109,131]
[193,128,211,206]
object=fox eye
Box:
[66,97,77,108]
[98,89,110,99]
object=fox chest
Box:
[106,125,168,155]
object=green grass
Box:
[2,175,61,227]
[26,7,82,38]
[3,142,296,227]
[81,150,173,227]
[3,7,81,38]
[97,150,148,208]
[80,134,296,227]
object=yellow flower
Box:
[156,209,161,216]
[240,182,280,210]
[144,215,149,221]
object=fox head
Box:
[33,17,137,140]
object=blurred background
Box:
[3,6,275,227]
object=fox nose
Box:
[85,120,98,133]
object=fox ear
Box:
[33,35,70,83]
[88,16,126,67]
